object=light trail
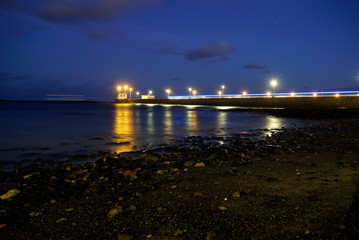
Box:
[168,90,359,99]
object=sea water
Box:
[0,102,303,162]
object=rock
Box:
[123,170,137,179]
[193,192,203,197]
[156,170,168,175]
[232,191,241,198]
[194,162,205,167]
[56,218,68,223]
[218,206,228,211]
[128,205,137,211]
[118,233,134,240]
[183,161,194,167]
[108,206,123,218]
[30,212,41,217]
[174,229,183,236]
[0,189,20,200]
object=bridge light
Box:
[313,92,317,97]
[335,93,340,97]
[166,89,171,98]
[266,91,271,96]
[242,91,247,96]
[290,92,295,97]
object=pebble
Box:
[123,170,137,179]
[193,192,203,197]
[56,218,68,223]
[218,206,228,211]
[0,189,20,200]
[156,170,168,175]
[108,206,123,218]
[194,162,205,167]
[174,229,183,236]
[0,224,7,229]
[232,191,241,198]
[184,161,194,167]
[117,233,134,240]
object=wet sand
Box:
[1,119,359,239]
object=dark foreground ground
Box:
[1,120,359,239]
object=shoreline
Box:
[1,120,359,239]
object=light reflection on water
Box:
[0,102,303,162]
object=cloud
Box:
[242,63,267,70]
[242,63,270,73]
[185,41,235,62]
[0,72,33,81]
[39,0,160,23]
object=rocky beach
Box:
[1,119,359,239]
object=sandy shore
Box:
[1,119,359,239]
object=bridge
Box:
[115,90,359,109]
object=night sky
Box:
[1,0,359,101]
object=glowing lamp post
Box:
[218,90,222,97]
[129,88,133,99]
[192,90,197,96]
[221,85,225,95]
[166,89,171,98]
[270,79,278,97]
[242,91,247,97]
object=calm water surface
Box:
[0,102,303,162]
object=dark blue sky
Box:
[1,0,359,100]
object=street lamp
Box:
[218,90,222,97]
[188,87,192,95]
[166,89,171,98]
[192,90,197,96]
[242,91,247,96]
[124,85,128,92]
[269,79,278,97]
[129,88,133,99]
[221,85,225,95]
